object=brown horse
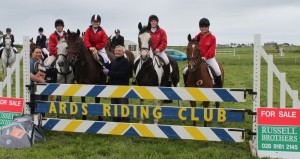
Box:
[105,36,135,78]
[184,34,224,125]
[66,29,115,120]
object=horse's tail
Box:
[168,56,180,87]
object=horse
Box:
[56,38,74,84]
[66,29,115,120]
[184,34,224,126]
[1,37,16,79]
[134,22,180,123]
[105,36,135,78]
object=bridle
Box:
[187,41,202,72]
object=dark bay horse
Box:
[66,29,115,120]
[184,34,224,125]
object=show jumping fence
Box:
[0,36,30,114]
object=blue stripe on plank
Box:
[39,84,60,95]
[158,125,181,139]
[213,89,238,102]
[160,87,182,100]
[123,127,140,136]
[86,85,106,97]
[42,119,60,130]
[125,90,140,99]
[85,122,106,133]
[211,128,235,142]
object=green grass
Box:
[1,46,300,159]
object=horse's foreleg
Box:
[190,101,197,126]
[215,102,220,108]
[81,97,87,120]
[139,99,145,123]
[69,96,75,119]
[95,97,102,121]
[203,101,210,127]
[56,96,61,118]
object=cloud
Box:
[1,0,299,45]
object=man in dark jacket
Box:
[103,45,130,122]
[111,29,124,47]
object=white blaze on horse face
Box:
[139,32,151,49]
[141,49,148,59]
[192,44,195,58]
[5,38,11,49]
[56,39,68,68]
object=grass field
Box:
[0,46,300,159]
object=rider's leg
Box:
[157,51,171,86]
[98,48,111,67]
[45,55,57,67]
[13,47,18,53]
[42,48,50,56]
[205,57,222,88]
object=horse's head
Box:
[66,29,82,63]
[5,37,11,49]
[56,38,68,67]
[105,36,113,52]
[138,22,152,61]
[186,34,201,71]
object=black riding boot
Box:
[162,64,171,86]
[215,75,222,88]
[0,49,3,57]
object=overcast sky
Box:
[1,0,300,46]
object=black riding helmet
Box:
[91,14,101,23]
[38,27,43,32]
[6,28,11,33]
[199,18,210,27]
[148,15,159,23]
[55,19,64,27]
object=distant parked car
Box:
[164,49,187,61]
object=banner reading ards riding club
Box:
[0,97,24,128]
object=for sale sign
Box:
[0,97,24,128]
[257,108,300,159]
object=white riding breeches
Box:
[45,55,57,66]
[42,48,49,56]
[205,57,221,76]
[13,47,18,52]
[157,51,169,65]
[98,48,111,64]
[0,46,3,51]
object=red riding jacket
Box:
[194,32,216,59]
[84,26,107,50]
[49,31,68,56]
[150,27,167,52]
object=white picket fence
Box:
[216,49,236,56]
[0,36,30,114]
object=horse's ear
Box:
[76,29,80,37]
[187,34,192,42]
[196,34,200,43]
[67,29,71,35]
[138,22,142,30]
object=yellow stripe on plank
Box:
[134,86,155,99]
[185,127,207,140]
[109,123,130,135]
[62,84,83,96]
[63,120,83,132]
[186,88,209,101]
[109,86,131,98]
[133,124,155,137]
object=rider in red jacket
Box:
[147,15,171,86]
[46,19,67,66]
[84,14,110,66]
[194,18,222,88]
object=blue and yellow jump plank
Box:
[36,101,245,122]
[42,118,245,142]
[35,84,246,102]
